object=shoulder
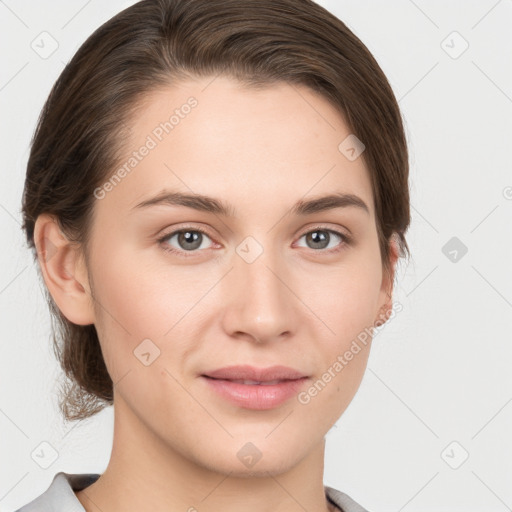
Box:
[14,472,101,512]
[325,485,372,512]
[15,474,367,512]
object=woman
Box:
[18,0,410,510]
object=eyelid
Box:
[157,223,352,257]
[296,223,351,240]
[293,224,352,251]
[157,224,217,257]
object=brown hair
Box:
[21,0,411,421]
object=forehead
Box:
[95,75,374,221]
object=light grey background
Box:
[1,1,511,511]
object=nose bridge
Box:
[225,238,295,341]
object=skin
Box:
[34,75,398,512]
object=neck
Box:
[76,397,334,512]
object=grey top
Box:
[14,472,370,512]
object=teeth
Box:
[230,379,282,385]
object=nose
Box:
[220,246,298,344]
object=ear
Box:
[33,213,95,326]
[375,235,400,326]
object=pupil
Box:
[309,230,328,249]
[180,230,201,250]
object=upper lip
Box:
[202,365,307,382]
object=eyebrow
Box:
[131,190,370,217]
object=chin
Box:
[208,444,303,478]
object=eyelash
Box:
[157,224,352,258]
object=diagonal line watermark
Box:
[0,62,29,92]
[471,0,503,30]
[201,73,220,93]
[265,410,294,439]
[61,0,92,29]
[407,0,439,29]
[405,265,438,297]
[112,368,133,391]
[163,267,235,337]
[75,486,106,512]
[264,265,336,336]
[0,472,30,503]
[163,163,233,235]
[471,471,511,510]
[0,408,29,439]
[471,397,512,439]
[87,286,133,336]
[472,61,512,104]
[0,203,21,225]
[0,266,28,295]
[199,471,234,502]
[399,62,439,104]
[369,368,439,438]
[266,473,308,512]
[163,367,234,438]
[266,164,337,234]
[471,266,512,308]
[469,205,500,233]
[0,0,29,28]
[411,204,439,234]
[289,83,337,131]
[398,472,440,512]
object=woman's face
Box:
[82,75,394,475]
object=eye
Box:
[158,227,214,257]
[295,227,350,253]
[157,225,351,258]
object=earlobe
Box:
[33,213,96,326]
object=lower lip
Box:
[201,376,309,410]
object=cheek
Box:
[297,258,379,412]
[88,244,212,379]
[304,259,382,343]
[89,241,178,332]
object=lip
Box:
[202,364,307,381]
[200,365,310,410]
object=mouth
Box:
[202,364,307,382]
[204,377,293,385]
[201,376,309,410]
